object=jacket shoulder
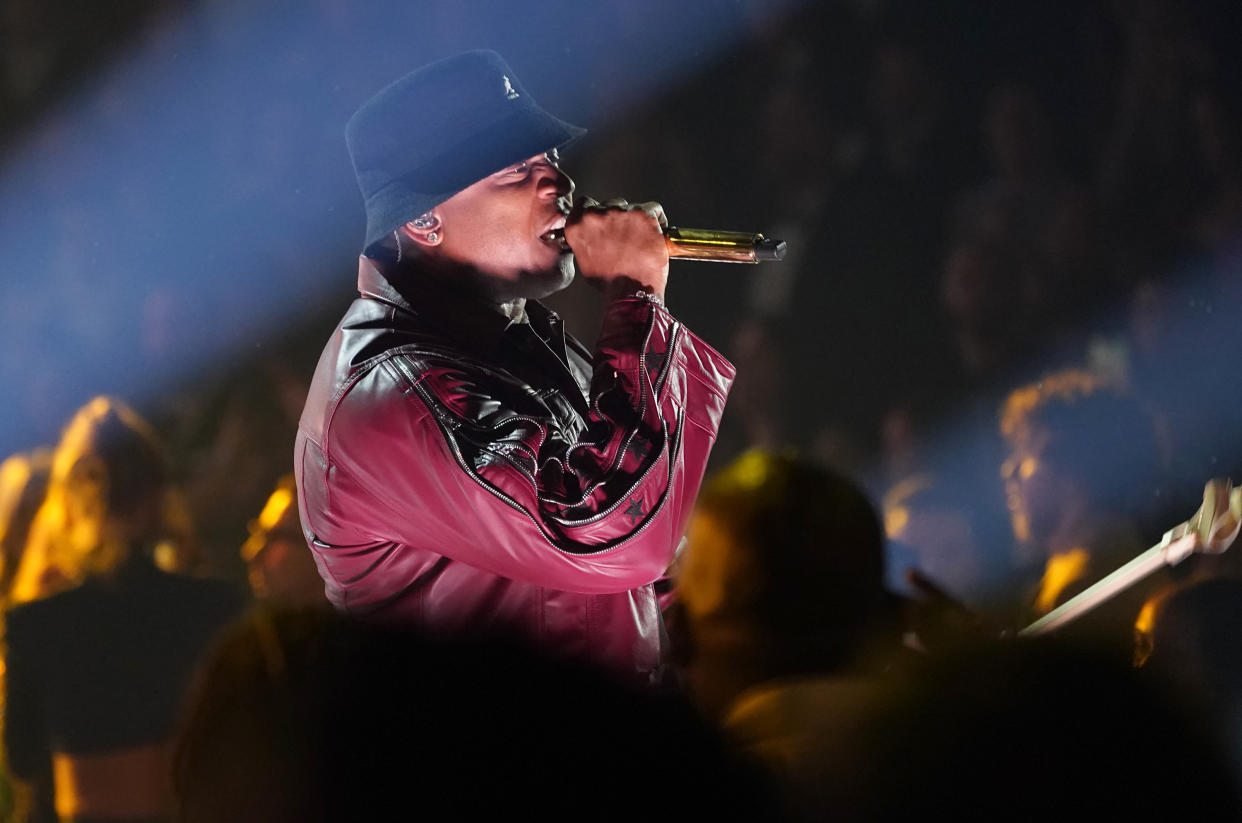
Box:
[299,298,460,442]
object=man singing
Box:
[295,51,735,683]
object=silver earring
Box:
[411,212,437,229]
[427,231,438,243]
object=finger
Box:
[636,201,669,229]
[567,195,600,223]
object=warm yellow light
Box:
[882,473,935,540]
[885,506,910,540]
[1134,598,1157,638]
[1133,596,1159,667]
[679,512,755,619]
[257,487,294,532]
[152,541,178,571]
[1019,456,1038,480]
[729,451,773,491]
[0,456,33,525]
[1034,547,1090,614]
[240,489,291,564]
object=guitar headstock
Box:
[1165,478,1242,559]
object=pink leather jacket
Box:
[295,257,735,681]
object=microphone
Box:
[548,226,787,264]
[663,227,786,264]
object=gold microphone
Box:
[547,225,787,264]
[662,227,786,263]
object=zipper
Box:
[593,405,684,549]
[562,306,674,510]
[394,357,564,551]
[546,418,670,525]
[393,355,681,557]
[453,413,546,465]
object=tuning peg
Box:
[1200,478,1242,554]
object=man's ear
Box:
[400,212,442,247]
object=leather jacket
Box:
[295,256,735,680]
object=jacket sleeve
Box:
[307,295,734,595]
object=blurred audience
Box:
[173,608,783,823]
[1135,577,1242,770]
[671,451,907,819]
[168,355,311,577]
[998,369,1167,649]
[843,639,1242,821]
[2,396,244,823]
[0,449,51,604]
[674,452,900,719]
[9,401,200,605]
[940,238,1031,383]
[239,475,324,608]
[881,470,984,600]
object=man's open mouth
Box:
[539,226,570,251]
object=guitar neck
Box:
[1020,478,1240,637]
[1019,532,1195,637]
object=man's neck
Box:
[497,297,528,325]
[388,254,529,323]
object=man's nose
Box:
[537,162,574,203]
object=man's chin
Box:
[458,250,576,301]
[558,253,576,286]
[523,256,575,299]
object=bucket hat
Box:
[345,50,586,250]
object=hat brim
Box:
[363,110,585,250]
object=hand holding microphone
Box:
[563,197,671,300]
[560,196,786,272]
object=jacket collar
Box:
[355,254,566,357]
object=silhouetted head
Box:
[677,451,893,715]
[240,475,324,607]
[1000,369,1161,547]
[11,396,181,600]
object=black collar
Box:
[356,254,575,368]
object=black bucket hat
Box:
[345,50,586,251]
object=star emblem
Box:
[624,497,645,524]
[646,350,666,375]
[628,434,652,460]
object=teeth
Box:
[539,228,570,250]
